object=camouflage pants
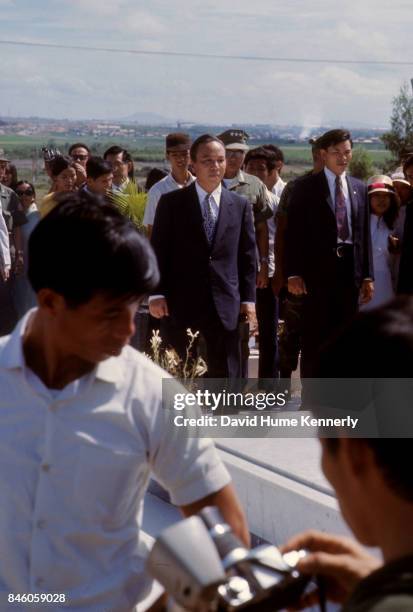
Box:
[278,292,304,376]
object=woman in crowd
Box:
[12,181,40,317]
[39,155,77,217]
[361,175,399,311]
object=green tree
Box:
[381,82,413,163]
[349,147,375,181]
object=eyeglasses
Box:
[71,154,88,161]
[16,189,34,197]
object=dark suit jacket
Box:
[285,171,373,290]
[150,182,256,331]
[398,199,413,294]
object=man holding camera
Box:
[283,298,413,611]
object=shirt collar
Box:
[324,166,346,186]
[0,308,123,385]
[169,171,194,188]
[195,181,222,206]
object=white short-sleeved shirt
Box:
[143,172,195,226]
[0,311,230,610]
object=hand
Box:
[359,280,374,305]
[256,263,269,289]
[271,271,284,296]
[240,303,257,331]
[73,163,87,187]
[0,264,10,282]
[281,530,381,609]
[149,298,169,319]
[287,276,307,296]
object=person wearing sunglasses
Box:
[12,181,40,318]
[68,142,90,188]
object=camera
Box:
[147,507,321,611]
[41,146,61,162]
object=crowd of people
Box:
[0,132,413,610]
[2,127,413,388]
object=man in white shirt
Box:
[0,192,249,611]
[143,133,194,238]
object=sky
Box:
[0,0,412,127]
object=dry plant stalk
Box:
[147,328,207,380]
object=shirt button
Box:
[36,519,46,529]
[41,463,51,472]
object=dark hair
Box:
[315,296,413,502]
[103,145,127,161]
[15,180,36,198]
[190,134,224,161]
[369,191,399,230]
[28,192,159,307]
[244,147,277,172]
[123,150,135,181]
[68,142,90,155]
[4,163,18,190]
[49,155,76,178]
[317,129,353,150]
[86,156,113,180]
[166,132,191,150]
[145,167,168,191]
[402,154,413,174]
[263,144,284,163]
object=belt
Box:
[335,243,353,258]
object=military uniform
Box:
[225,170,273,223]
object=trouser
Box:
[161,313,241,379]
[278,291,304,377]
[301,247,359,380]
[256,284,279,381]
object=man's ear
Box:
[341,438,374,479]
[37,288,66,315]
[275,160,284,173]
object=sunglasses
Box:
[16,189,34,197]
[71,154,88,161]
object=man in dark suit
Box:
[285,129,374,379]
[149,134,256,378]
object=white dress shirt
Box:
[0,311,230,610]
[195,181,221,216]
[324,166,353,244]
[143,172,195,226]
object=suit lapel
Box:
[212,187,233,250]
[346,176,358,226]
[185,183,210,249]
[319,171,335,218]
